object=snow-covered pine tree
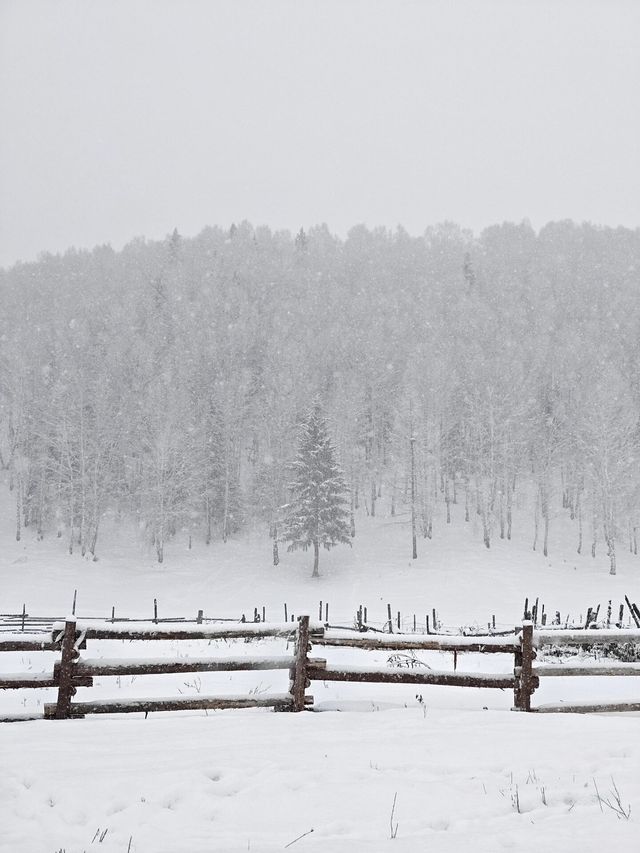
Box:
[281,405,352,577]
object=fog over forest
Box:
[2,219,639,573]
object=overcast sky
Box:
[1,0,639,267]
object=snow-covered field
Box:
[1,487,639,851]
[2,707,638,853]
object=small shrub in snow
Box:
[387,652,429,669]
[593,777,632,820]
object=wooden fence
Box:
[0,618,322,721]
[1,616,640,721]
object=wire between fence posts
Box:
[290,615,311,711]
[53,619,79,720]
[514,621,536,711]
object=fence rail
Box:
[317,629,518,653]
[1,615,639,721]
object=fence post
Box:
[54,619,79,719]
[514,621,535,711]
[513,625,522,708]
[290,615,310,712]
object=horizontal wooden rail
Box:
[51,620,323,642]
[0,673,58,689]
[0,634,59,652]
[308,663,515,689]
[43,692,312,718]
[532,663,640,678]
[74,654,296,677]
[317,629,517,653]
[533,701,640,714]
[534,628,640,647]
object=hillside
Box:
[2,474,638,628]
[3,221,640,579]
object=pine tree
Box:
[281,405,352,577]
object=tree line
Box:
[1,219,639,574]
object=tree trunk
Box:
[445,478,451,524]
[577,503,583,555]
[89,523,99,559]
[79,400,87,557]
[561,466,568,509]
[410,435,417,559]
[482,506,491,548]
[36,469,45,540]
[68,492,74,555]
[88,458,100,557]
[205,497,212,545]
[222,462,230,543]
[350,491,356,537]
[390,473,396,517]
[540,480,549,557]
[312,539,319,578]
[604,507,616,575]
[15,477,22,542]
[607,531,616,575]
[543,512,549,558]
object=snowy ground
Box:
[2,707,638,853]
[1,485,639,851]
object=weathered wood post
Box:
[626,595,640,628]
[54,619,79,719]
[513,625,522,709]
[290,615,311,712]
[514,621,536,711]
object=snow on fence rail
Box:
[1,617,640,721]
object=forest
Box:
[1,219,639,573]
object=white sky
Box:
[1,0,639,267]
